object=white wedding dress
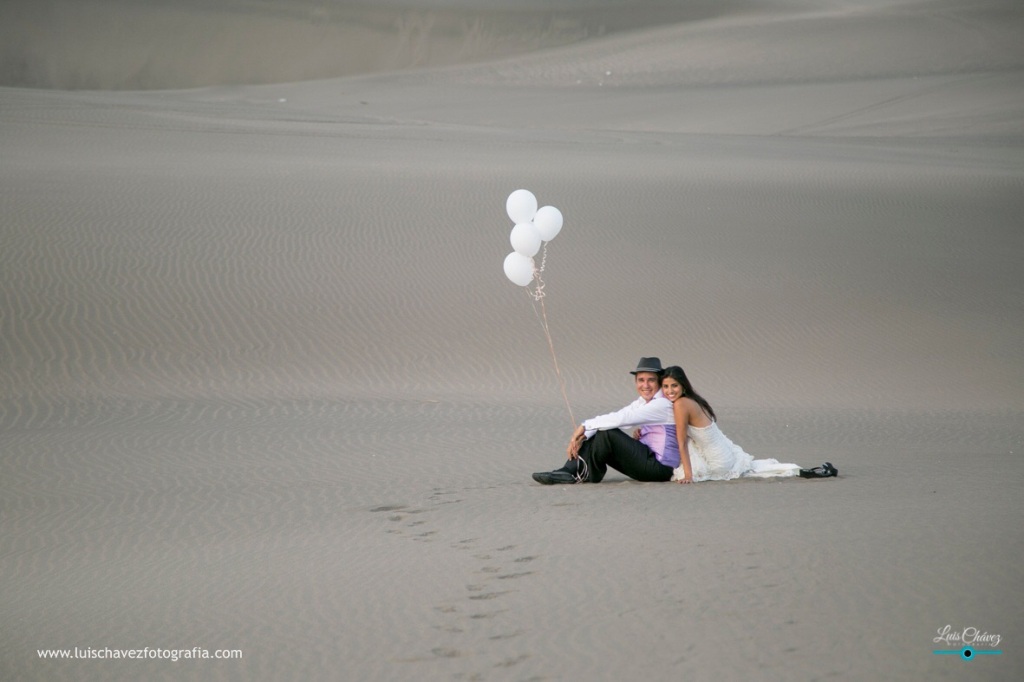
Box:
[671,421,800,482]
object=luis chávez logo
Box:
[933,625,1003,661]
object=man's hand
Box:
[566,425,586,459]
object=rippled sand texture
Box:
[0,0,732,90]
[2,1,1023,681]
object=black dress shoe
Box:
[532,470,577,485]
[799,462,838,478]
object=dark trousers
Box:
[566,429,674,483]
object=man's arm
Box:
[567,423,586,459]
[582,396,674,438]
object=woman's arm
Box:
[673,399,694,484]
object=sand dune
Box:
[0,0,745,90]
[2,1,1022,680]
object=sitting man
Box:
[532,357,676,484]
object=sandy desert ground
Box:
[2,1,1022,680]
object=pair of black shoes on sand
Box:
[532,461,838,484]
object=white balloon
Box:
[503,252,535,287]
[510,222,542,257]
[506,189,538,224]
[534,205,563,241]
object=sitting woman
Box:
[660,366,835,483]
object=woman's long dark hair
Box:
[662,366,716,422]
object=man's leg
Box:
[587,430,673,482]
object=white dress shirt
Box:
[582,389,675,439]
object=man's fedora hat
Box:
[630,357,664,375]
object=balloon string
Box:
[527,247,575,428]
[539,290,575,428]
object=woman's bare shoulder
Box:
[678,396,700,410]
[673,396,699,416]
[676,397,712,426]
